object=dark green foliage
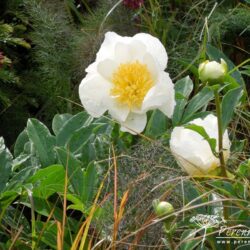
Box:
[0,111,113,247]
[0,0,136,146]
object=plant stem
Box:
[166,232,175,250]
[28,191,36,250]
[214,89,231,250]
[214,89,228,178]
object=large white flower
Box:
[79,32,175,134]
[170,114,230,176]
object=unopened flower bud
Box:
[198,59,227,85]
[154,201,174,217]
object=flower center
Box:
[111,61,154,108]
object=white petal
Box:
[86,32,134,73]
[143,53,158,81]
[170,114,231,176]
[191,114,231,156]
[205,61,224,79]
[96,32,123,61]
[170,126,219,175]
[120,113,147,134]
[129,40,147,60]
[158,74,176,117]
[85,61,97,73]
[95,32,132,61]
[79,74,111,117]
[142,72,175,117]
[173,154,208,176]
[97,59,118,80]
[114,40,147,63]
[108,100,130,123]
[114,42,132,63]
[134,33,168,70]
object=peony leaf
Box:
[27,165,65,199]
[52,113,73,136]
[56,147,84,198]
[145,110,169,137]
[82,162,97,205]
[27,119,56,167]
[0,137,13,192]
[181,111,212,124]
[236,160,250,178]
[173,76,193,126]
[67,124,102,154]
[14,129,29,157]
[221,87,243,133]
[56,112,92,147]
[182,87,214,124]
[185,124,217,156]
[179,229,201,250]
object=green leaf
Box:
[209,180,236,197]
[224,75,241,90]
[27,165,65,198]
[82,162,97,205]
[180,229,201,250]
[52,113,73,136]
[182,87,213,123]
[230,139,246,153]
[12,154,31,171]
[185,124,217,155]
[221,87,243,132]
[67,124,97,153]
[181,111,212,124]
[35,220,71,249]
[27,119,56,167]
[145,110,169,137]
[14,129,29,157]
[0,190,20,209]
[184,181,206,213]
[56,147,84,198]
[0,137,13,192]
[20,197,63,220]
[240,65,250,76]
[67,194,85,212]
[9,38,31,49]
[56,112,92,147]
[236,160,250,178]
[173,76,193,126]
[7,166,36,190]
[79,142,97,166]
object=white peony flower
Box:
[79,32,175,134]
[170,114,230,176]
[198,59,227,85]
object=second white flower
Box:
[170,114,231,176]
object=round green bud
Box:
[154,201,174,217]
[198,58,227,85]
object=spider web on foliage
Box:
[94,140,184,249]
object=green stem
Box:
[28,191,36,250]
[214,89,231,250]
[228,58,250,75]
[164,221,175,250]
[214,89,228,178]
[166,232,175,250]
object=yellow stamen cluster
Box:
[111,61,154,108]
